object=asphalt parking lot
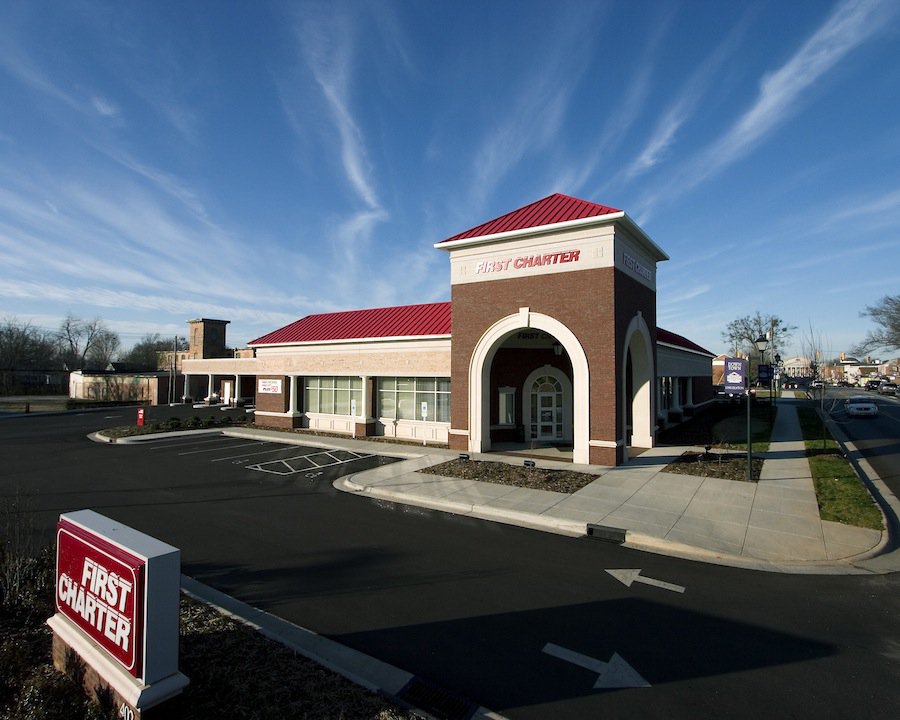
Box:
[140,433,389,483]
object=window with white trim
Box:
[304,376,362,415]
[377,377,450,422]
[498,387,516,426]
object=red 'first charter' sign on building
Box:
[56,518,145,676]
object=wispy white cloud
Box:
[640,0,895,218]
[554,8,676,197]
[468,4,608,205]
[293,5,381,211]
[705,0,891,175]
[91,95,120,118]
[624,11,753,181]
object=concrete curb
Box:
[336,476,586,537]
[180,576,507,720]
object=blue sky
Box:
[1,0,898,358]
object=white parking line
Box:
[209,445,289,462]
[149,436,237,450]
[248,450,374,476]
[177,441,269,456]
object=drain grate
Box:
[396,676,477,720]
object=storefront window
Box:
[377,377,451,422]
[304,376,362,416]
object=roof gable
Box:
[439,193,621,244]
[249,302,451,346]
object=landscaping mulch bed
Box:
[663,451,764,482]
[419,458,598,493]
[0,547,414,720]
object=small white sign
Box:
[351,399,357,417]
[258,378,282,394]
[421,401,428,420]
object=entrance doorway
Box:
[532,376,563,441]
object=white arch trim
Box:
[469,308,590,464]
[622,313,655,456]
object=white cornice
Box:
[435,211,669,262]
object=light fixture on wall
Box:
[553,342,563,356]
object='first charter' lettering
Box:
[475,249,580,274]
[57,557,133,651]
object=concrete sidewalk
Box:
[229,399,896,573]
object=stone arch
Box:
[468,308,590,464]
[622,312,655,461]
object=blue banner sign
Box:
[724,357,748,394]
[757,363,772,382]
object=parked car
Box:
[783,379,808,389]
[811,380,825,389]
[878,383,898,396]
[845,396,878,417]
[864,380,882,391]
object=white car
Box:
[845,396,878,417]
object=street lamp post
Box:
[747,334,769,483]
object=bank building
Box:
[183,194,714,466]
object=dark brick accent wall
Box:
[451,267,619,438]
[255,376,290,414]
[451,265,658,465]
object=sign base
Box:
[48,615,188,719]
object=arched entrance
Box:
[468,309,590,464]
[623,313,655,460]
[522,366,573,443]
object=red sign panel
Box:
[56,519,145,677]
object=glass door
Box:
[538,392,556,439]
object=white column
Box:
[183,375,190,402]
[288,376,298,414]
[207,374,214,400]
[359,375,368,419]
[235,374,242,404]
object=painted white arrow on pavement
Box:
[543,642,651,689]
[606,568,685,593]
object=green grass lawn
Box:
[796,405,883,530]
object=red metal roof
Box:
[657,328,714,356]
[252,302,710,359]
[249,302,452,346]
[439,193,621,244]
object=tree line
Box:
[721,294,899,380]
[0,314,186,374]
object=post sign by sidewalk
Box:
[47,510,188,719]
[724,357,748,394]
[757,363,772,383]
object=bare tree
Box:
[87,328,122,369]
[56,315,119,370]
[0,317,56,370]
[722,313,795,358]
[853,294,900,354]
[799,321,831,380]
[122,334,187,370]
